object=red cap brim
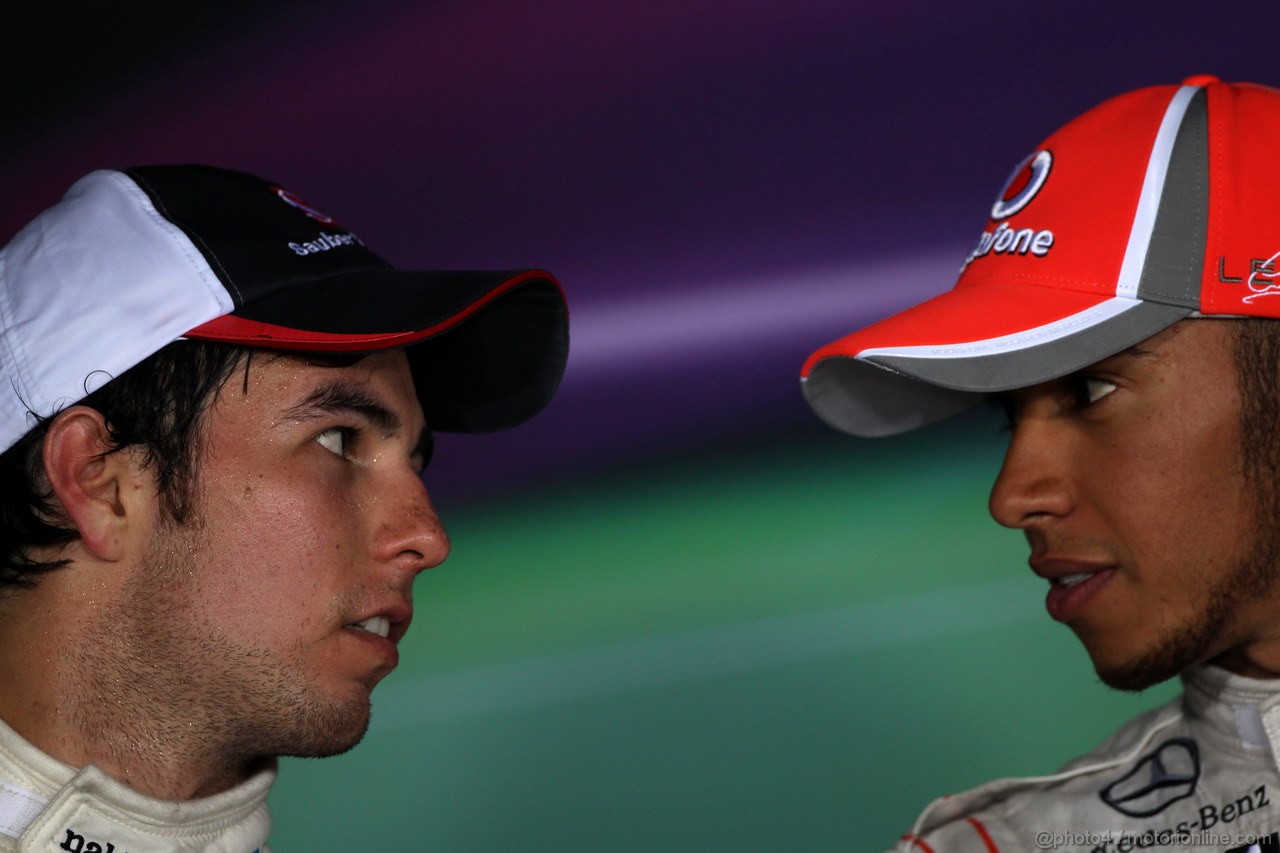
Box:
[802,280,1189,436]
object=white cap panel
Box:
[0,170,234,449]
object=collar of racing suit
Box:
[0,715,274,852]
[903,664,1280,846]
[1181,663,1280,757]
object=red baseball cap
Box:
[802,75,1280,436]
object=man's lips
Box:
[345,604,412,645]
[1030,557,1117,622]
[1029,556,1114,581]
[342,607,410,675]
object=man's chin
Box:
[1089,645,1189,693]
[280,697,373,759]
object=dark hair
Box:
[1231,318,1280,493]
[0,341,250,588]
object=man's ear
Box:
[41,407,152,562]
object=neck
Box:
[1211,645,1280,681]
[0,568,263,801]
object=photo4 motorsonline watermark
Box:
[1034,828,1271,851]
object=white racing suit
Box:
[891,666,1280,852]
[0,717,273,852]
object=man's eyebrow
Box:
[1094,342,1158,365]
[283,380,402,436]
[984,343,1161,410]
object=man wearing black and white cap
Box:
[804,77,1280,851]
[0,165,568,851]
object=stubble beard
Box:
[76,514,373,789]
[1093,396,1280,692]
[1093,537,1280,692]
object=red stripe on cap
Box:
[184,270,558,351]
[186,315,420,350]
[900,834,936,852]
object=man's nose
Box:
[988,416,1076,530]
[374,472,451,577]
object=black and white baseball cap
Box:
[0,165,569,453]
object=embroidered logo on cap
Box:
[961,149,1056,271]
[271,186,337,225]
[992,150,1053,220]
[1245,250,1280,304]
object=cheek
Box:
[195,474,361,624]
[1094,423,1250,566]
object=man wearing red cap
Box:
[0,166,568,851]
[804,77,1280,852]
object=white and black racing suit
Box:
[890,666,1280,852]
[0,716,273,852]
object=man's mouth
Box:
[1042,568,1117,622]
[1028,554,1118,622]
[346,616,391,639]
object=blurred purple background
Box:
[7,0,1279,500]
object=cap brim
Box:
[801,280,1191,437]
[186,269,569,432]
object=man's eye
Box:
[1080,376,1117,406]
[316,428,349,457]
[987,395,1018,433]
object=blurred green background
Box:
[268,411,1176,850]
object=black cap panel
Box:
[233,269,529,335]
[124,164,393,308]
[123,164,569,434]
[412,277,569,432]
